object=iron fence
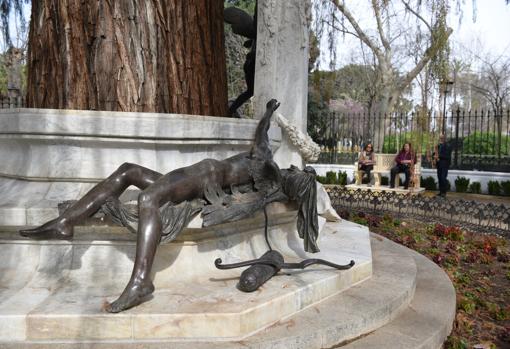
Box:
[326,186,510,236]
[0,96,25,109]
[317,109,510,172]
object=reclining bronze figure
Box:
[20,99,353,313]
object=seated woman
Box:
[358,143,375,186]
[390,142,416,189]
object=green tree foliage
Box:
[309,65,377,109]
[0,54,7,96]
[224,0,255,15]
[381,131,432,154]
[307,90,330,147]
[462,132,510,155]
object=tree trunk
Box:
[26,0,228,116]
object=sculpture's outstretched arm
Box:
[251,99,280,161]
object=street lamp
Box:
[440,79,454,133]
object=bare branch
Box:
[371,0,391,51]
[396,27,453,93]
[323,19,361,40]
[401,0,432,32]
[330,0,383,60]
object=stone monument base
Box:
[0,217,456,348]
[0,207,372,343]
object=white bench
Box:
[355,153,421,189]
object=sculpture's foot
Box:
[105,280,155,313]
[19,219,74,240]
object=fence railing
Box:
[326,186,510,236]
[1,100,509,171]
[316,109,510,172]
[0,96,25,109]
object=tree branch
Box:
[396,27,453,93]
[402,0,432,32]
[372,0,391,51]
[323,19,361,40]
[330,0,383,60]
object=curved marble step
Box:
[0,225,420,348]
[341,236,456,349]
[0,217,373,343]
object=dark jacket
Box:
[436,142,452,166]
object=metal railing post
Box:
[454,109,460,168]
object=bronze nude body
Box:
[20,100,283,312]
[20,99,353,313]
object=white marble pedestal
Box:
[0,209,372,343]
[0,108,282,226]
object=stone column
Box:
[254,0,310,168]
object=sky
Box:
[450,0,510,62]
[316,0,510,70]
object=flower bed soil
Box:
[339,210,510,349]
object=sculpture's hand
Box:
[266,99,280,113]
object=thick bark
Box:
[26,0,228,116]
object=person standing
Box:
[434,134,452,197]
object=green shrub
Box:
[337,171,348,185]
[316,175,327,184]
[501,180,510,196]
[488,181,501,195]
[469,182,481,194]
[421,176,437,191]
[454,177,470,193]
[325,171,337,184]
[317,171,348,185]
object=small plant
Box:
[316,175,327,184]
[325,171,337,184]
[458,298,476,314]
[501,180,510,196]
[453,271,471,285]
[468,182,481,194]
[487,180,501,195]
[337,171,348,185]
[421,176,437,190]
[455,176,470,193]
[445,335,469,349]
[433,224,464,241]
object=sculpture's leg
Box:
[106,168,187,312]
[228,61,255,117]
[20,163,162,239]
[228,89,254,117]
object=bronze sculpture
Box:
[20,99,353,313]
[224,5,257,118]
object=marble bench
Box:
[355,153,422,189]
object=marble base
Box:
[0,108,282,226]
[0,214,372,342]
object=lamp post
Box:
[440,79,454,133]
